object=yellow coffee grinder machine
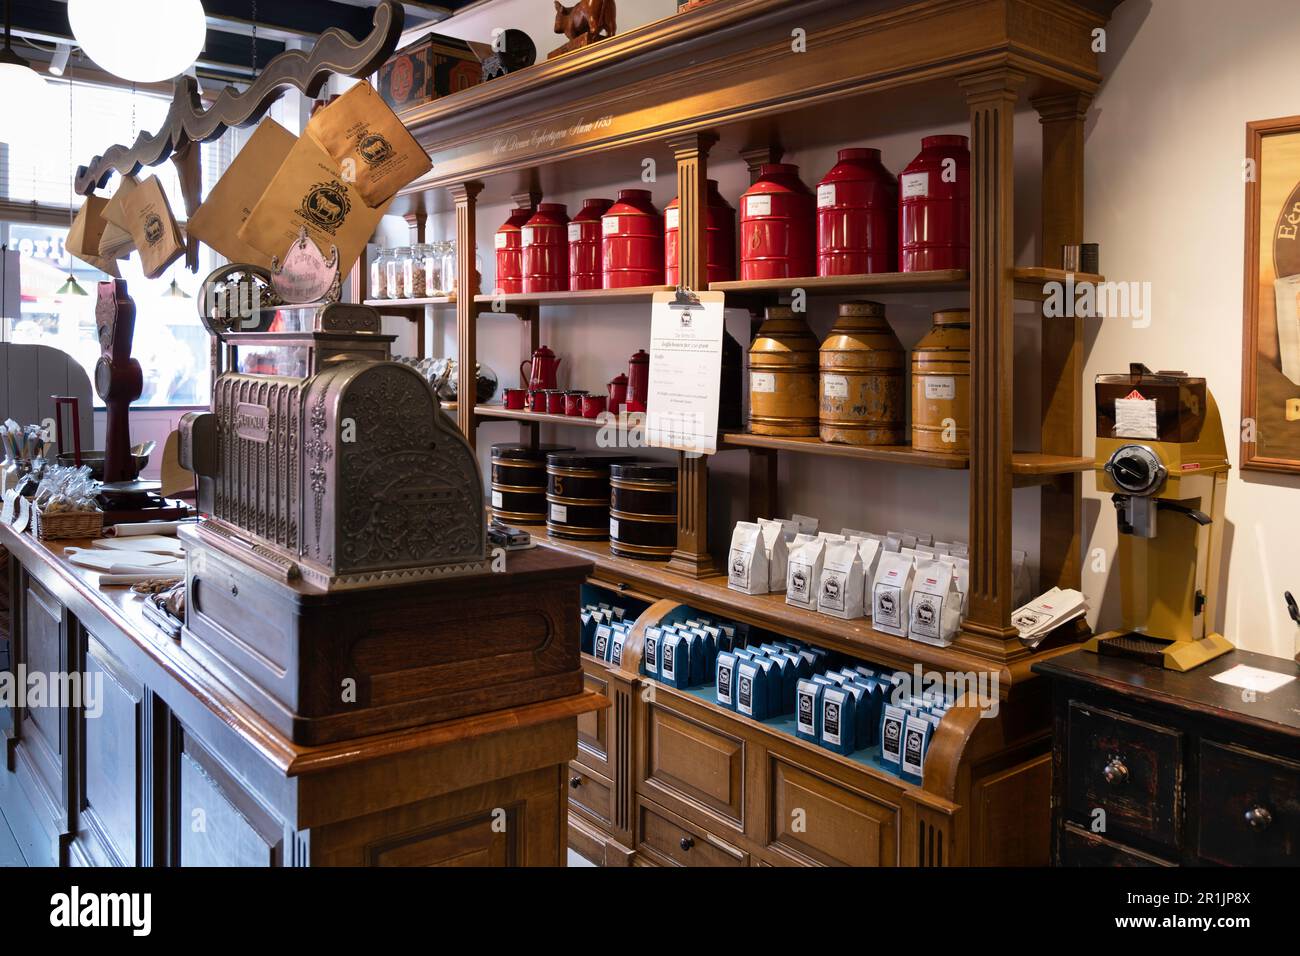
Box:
[1085,364,1234,671]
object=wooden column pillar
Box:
[1034,91,1091,595]
[958,69,1024,657]
[666,131,719,578]
[449,181,483,444]
[403,211,427,245]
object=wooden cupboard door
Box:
[644,703,745,827]
[1197,740,1300,866]
[576,665,611,775]
[79,637,142,865]
[17,575,68,816]
[766,757,899,866]
[178,737,281,867]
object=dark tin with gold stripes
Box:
[609,460,678,560]
[490,442,574,525]
[545,450,637,540]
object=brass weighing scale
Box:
[1085,364,1234,671]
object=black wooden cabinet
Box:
[1034,649,1299,866]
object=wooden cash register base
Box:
[0,526,605,867]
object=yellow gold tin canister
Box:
[818,300,905,445]
[911,308,971,454]
[748,305,819,437]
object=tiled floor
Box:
[567,849,596,867]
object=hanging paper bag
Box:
[119,175,185,279]
[65,195,112,263]
[305,81,432,207]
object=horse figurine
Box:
[553,0,617,43]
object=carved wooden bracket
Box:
[74,0,405,196]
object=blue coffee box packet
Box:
[716,623,737,653]
[680,630,704,686]
[715,651,739,710]
[693,627,717,681]
[760,654,791,711]
[660,631,690,688]
[840,681,872,748]
[900,712,932,785]
[592,623,613,663]
[795,677,823,743]
[735,658,771,720]
[642,626,663,679]
[812,674,835,686]
[880,702,908,769]
[819,685,856,755]
[579,611,597,654]
[733,647,756,661]
[610,627,628,668]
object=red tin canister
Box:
[665,179,736,287]
[522,203,570,293]
[568,197,613,290]
[602,188,664,289]
[739,163,816,281]
[817,148,898,276]
[494,204,534,294]
[899,135,970,272]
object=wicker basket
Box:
[31,505,103,541]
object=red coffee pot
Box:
[625,349,649,413]
[607,372,629,412]
[520,345,562,391]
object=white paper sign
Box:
[746,194,772,217]
[1210,664,1296,694]
[645,290,727,455]
[817,184,836,208]
[666,207,680,230]
[567,222,582,242]
[901,172,929,198]
[494,231,508,249]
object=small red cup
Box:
[565,390,588,416]
[582,394,607,419]
[503,387,527,410]
[545,389,566,414]
[528,389,548,412]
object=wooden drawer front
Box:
[81,640,142,865]
[1060,824,1174,867]
[576,667,610,772]
[638,802,746,867]
[1197,740,1300,866]
[1066,701,1182,848]
[768,758,899,866]
[646,704,744,826]
[178,739,281,867]
[568,765,612,824]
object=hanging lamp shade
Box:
[0,1,53,142]
[163,277,191,298]
[57,274,88,297]
[68,0,207,83]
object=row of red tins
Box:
[492,135,970,291]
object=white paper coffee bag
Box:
[909,558,961,646]
[786,536,826,610]
[728,521,769,595]
[818,540,864,620]
[872,551,915,636]
[858,537,883,617]
[758,518,790,592]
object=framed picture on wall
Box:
[1243,115,1300,474]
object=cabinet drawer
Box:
[1066,700,1182,848]
[767,757,899,866]
[576,667,610,776]
[1060,824,1174,867]
[1197,740,1300,866]
[645,703,744,826]
[568,764,612,824]
[638,802,746,867]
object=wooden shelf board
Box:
[472,285,673,308]
[1011,268,1106,304]
[540,536,1012,684]
[719,431,969,469]
[710,269,968,297]
[474,404,607,427]
[720,432,1092,477]
[363,296,456,308]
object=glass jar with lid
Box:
[387,246,411,299]
[422,242,444,297]
[369,247,391,301]
[440,239,457,296]
[404,243,434,299]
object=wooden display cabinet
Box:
[368,0,1123,864]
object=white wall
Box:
[1085,0,1300,658]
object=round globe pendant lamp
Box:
[69,0,207,83]
[0,0,53,142]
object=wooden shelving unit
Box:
[363,296,456,308]
[475,404,607,428]
[379,0,1122,867]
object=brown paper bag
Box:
[99,176,138,260]
[238,133,392,277]
[65,195,112,261]
[120,175,185,279]
[188,119,297,268]
[305,81,432,207]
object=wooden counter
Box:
[0,527,605,867]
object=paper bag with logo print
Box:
[99,175,140,260]
[238,133,393,277]
[187,118,297,269]
[304,81,432,207]
[119,175,185,279]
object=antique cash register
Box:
[178,251,586,744]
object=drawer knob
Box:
[1245,805,1273,831]
[569,775,582,789]
[1102,756,1128,786]
[679,836,694,851]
